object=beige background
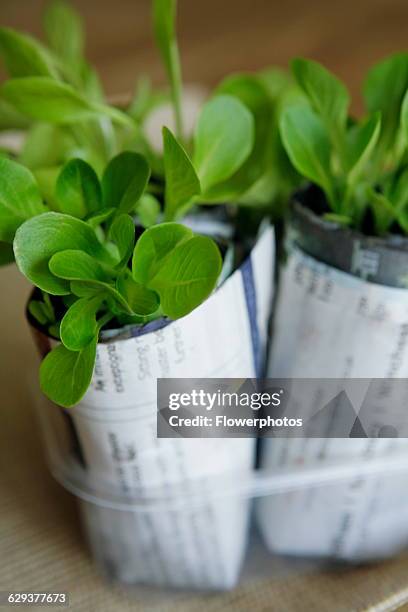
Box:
[1,0,408,609]
[1,0,408,111]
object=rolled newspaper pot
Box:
[257,190,408,561]
[30,226,274,590]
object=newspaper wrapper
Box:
[30,226,274,590]
[257,198,408,562]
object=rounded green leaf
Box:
[102,152,151,214]
[364,52,408,153]
[60,296,103,351]
[109,214,135,265]
[213,73,276,200]
[193,95,254,192]
[280,104,335,207]
[147,234,222,319]
[133,223,222,319]
[40,337,97,407]
[56,158,102,218]
[0,158,47,242]
[48,249,110,283]
[292,58,350,135]
[49,250,140,316]
[137,194,160,228]
[14,212,110,294]
[0,157,46,218]
[132,222,193,286]
[116,273,160,316]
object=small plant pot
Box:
[29,227,274,591]
[257,188,408,562]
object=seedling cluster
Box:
[280,55,408,234]
[0,0,407,410]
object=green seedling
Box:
[0,154,221,407]
[0,0,296,222]
[279,54,408,235]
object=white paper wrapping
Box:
[41,227,274,589]
[257,246,408,561]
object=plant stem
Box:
[169,40,184,141]
[97,311,115,331]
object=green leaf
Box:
[0,241,14,265]
[0,98,30,130]
[49,249,136,315]
[1,77,132,126]
[147,235,222,319]
[48,249,110,283]
[14,212,111,294]
[212,73,275,201]
[20,123,76,170]
[0,157,46,217]
[40,336,97,407]
[33,166,61,210]
[163,126,201,220]
[259,67,292,98]
[116,272,159,316]
[0,27,59,78]
[280,104,335,208]
[346,112,381,185]
[323,213,352,226]
[364,52,408,156]
[79,60,104,102]
[0,202,22,243]
[137,194,160,228]
[28,300,50,326]
[388,166,408,213]
[55,158,102,218]
[2,77,96,123]
[152,0,183,138]
[132,222,193,285]
[133,223,221,319]
[102,152,151,214]
[367,187,396,235]
[0,157,47,242]
[86,207,116,227]
[128,75,167,122]
[69,279,133,314]
[43,0,84,67]
[108,214,135,265]
[193,95,254,192]
[60,295,104,351]
[292,58,349,149]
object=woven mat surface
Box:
[1,266,408,612]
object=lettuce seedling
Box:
[279,54,408,234]
[0,0,157,187]
[0,154,221,407]
[0,0,294,229]
[152,0,299,214]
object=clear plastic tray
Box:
[33,385,408,592]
